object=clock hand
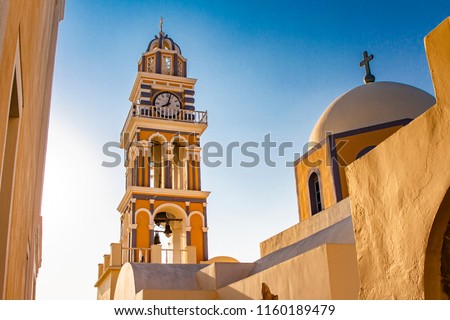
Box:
[162,94,172,107]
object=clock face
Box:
[154,92,181,109]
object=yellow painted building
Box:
[96,18,449,300]
[0,0,65,300]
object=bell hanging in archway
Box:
[164,221,172,238]
[154,232,161,245]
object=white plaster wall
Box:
[260,198,351,257]
[217,244,358,300]
[346,18,450,299]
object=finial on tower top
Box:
[159,16,164,34]
[359,51,375,84]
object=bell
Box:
[164,222,172,238]
[154,232,161,245]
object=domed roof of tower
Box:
[309,81,436,143]
[146,31,182,55]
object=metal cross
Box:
[359,51,375,84]
[159,16,164,33]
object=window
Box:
[163,40,171,50]
[177,59,183,76]
[308,172,323,215]
[162,55,172,75]
[147,56,155,73]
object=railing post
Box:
[103,254,111,273]
[110,243,122,267]
[186,246,197,264]
[98,263,104,278]
[151,244,162,263]
[173,249,181,263]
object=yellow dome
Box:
[310,82,436,142]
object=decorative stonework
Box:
[136,140,152,156]
[147,56,155,73]
[177,59,183,76]
[162,55,172,75]
[188,145,201,162]
[128,145,140,167]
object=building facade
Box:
[97,18,449,300]
[0,0,65,299]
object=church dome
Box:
[146,32,182,54]
[309,81,436,142]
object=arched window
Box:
[150,141,165,188]
[308,172,323,215]
[172,142,187,190]
[162,55,172,75]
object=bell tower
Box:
[117,21,209,265]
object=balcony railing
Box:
[121,104,207,139]
[121,246,190,264]
[136,105,207,124]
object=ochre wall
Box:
[295,125,406,222]
[335,125,403,199]
[136,211,150,249]
[295,143,336,221]
[136,199,150,210]
[345,17,450,299]
[0,0,64,299]
[124,199,206,262]
[190,214,204,262]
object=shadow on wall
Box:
[425,187,450,299]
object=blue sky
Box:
[38,0,450,299]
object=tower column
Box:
[129,225,138,262]
[202,202,208,260]
[194,147,201,190]
[185,202,191,245]
[146,142,152,187]
[202,227,209,261]
[149,199,155,246]
[165,143,173,189]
